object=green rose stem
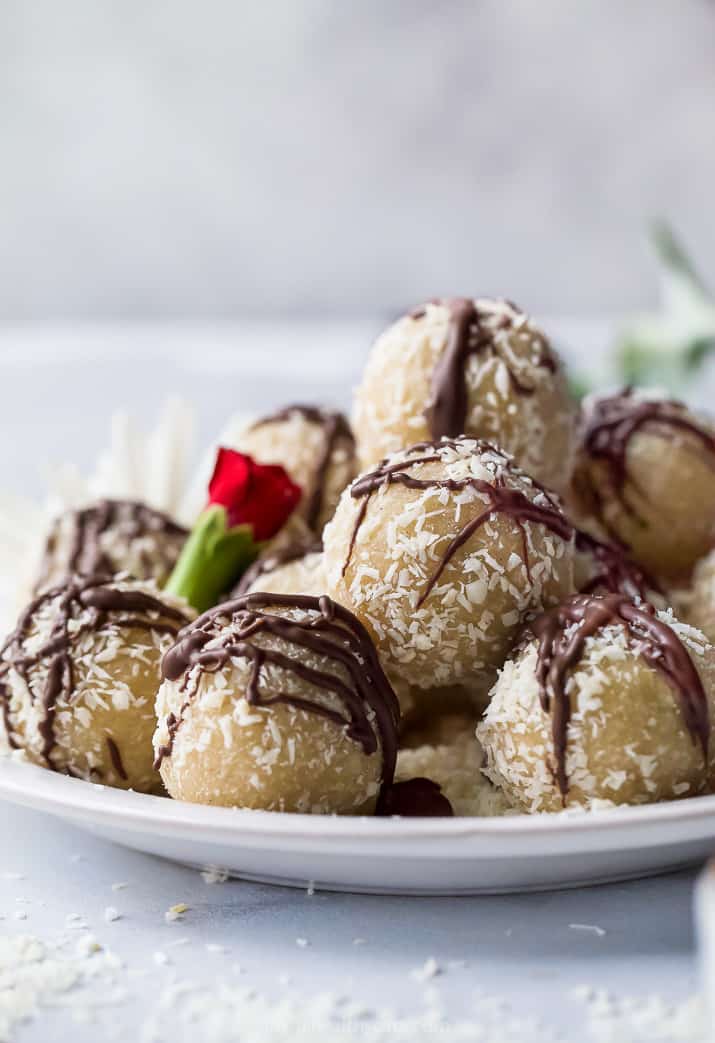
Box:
[165,504,261,613]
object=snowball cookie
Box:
[0,574,191,791]
[36,498,188,592]
[154,592,400,814]
[324,437,575,690]
[234,405,357,534]
[239,548,326,599]
[478,593,715,812]
[574,528,663,606]
[233,530,325,599]
[396,713,514,817]
[572,388,715,581]
[353,297,576,492]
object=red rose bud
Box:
[165,448,301,612]
[207,448,301,541]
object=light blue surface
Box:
[0,321,707,1041]
[0,800,702,1042]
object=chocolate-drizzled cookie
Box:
[0,574,189,790]
[37,499,188,591]
[155,593,400,815]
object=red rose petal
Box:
[207,447,301,542]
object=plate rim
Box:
[2,756,715,841]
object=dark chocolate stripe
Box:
[376,777,453,817]
[250,405,355,531]
[106,735,129,781]
[417,298,556,440]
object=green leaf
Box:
[165,505,260,614]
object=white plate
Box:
[1,758,714,894]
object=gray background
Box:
[1,0,714,319]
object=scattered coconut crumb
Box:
[352,938,367,946]
[103,906,121,923]
[206,943,227,954]
[0,932,125,1040]
[569,923,606,937]
[200,867,229,885]
[64,913,88,931]
[295,938,309,948]
[410,957,441,983]
[575,987,706,1041]
[0,924,703,1043]
[165,903,189,923]
[111,881,129,892]
[75,934,103,958]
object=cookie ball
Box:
[233,527,325,599]
[235,405,356,533]
[572,389,715,580]
[154,593,400,814]
[477,594,715,811]
[353,298,575,491]
[37,499,187,592]
[396,712,514,817]
[324,438,574,690]
[0,575,191,791]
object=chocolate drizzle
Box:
[0,575,189,773]
[40,499,188,587]
[575,529,660,601]
[415,298,556,440]
[232,535,323,597]
[376,777,454,817]
[106,735,128,781]
[578,389,715,533]
[155,593,400,792]
[342,439,572,607]
[527,593,710,798]
[250,405,355,531]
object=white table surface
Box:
[0,320,709,1043]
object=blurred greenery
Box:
[576,222,715,401]
[616,221,715,389]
